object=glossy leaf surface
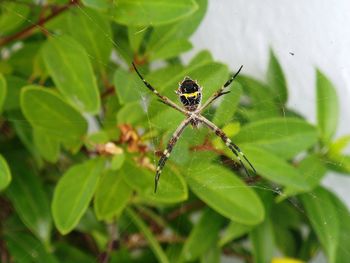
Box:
[186,164,264,225]
[21,86,87,144]
[52,158,105,234]
[113,0,198,26]
[316,69,339,143]
[42,35,100,113]
[235,118,318,159]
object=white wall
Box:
[186,0,350,206]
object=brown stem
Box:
[101,86,115,99]
[0,0,79,47]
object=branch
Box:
[0,0,79,47]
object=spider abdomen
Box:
[180,92,202,111]
[178,77,202,111]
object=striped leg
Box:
[155,117,192,193]
[197,115,256,176]
[198,65,243,112]
[132,63,188,115]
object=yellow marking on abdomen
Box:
[182,91,199,98]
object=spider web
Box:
[2,2,350,263]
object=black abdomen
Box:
[180,92,201,111]
[177,77,202,111]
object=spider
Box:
[132,63,256,193]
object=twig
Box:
[101,86,115,99]
[0,0,79,47]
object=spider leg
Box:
[197,115,256,176]
[198,65,243,112]
[132,63,188,115]
[155,117,192,193]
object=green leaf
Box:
[212,83,242,127]
[200,246,220,263]
[150,107,184,132]
[149,39,192,61]
[328,191,350,263]
[0,73,6,112]
[55,242,96,263]
[122,161,187,204]
[128,26,148,53]
[81,0,111,11]
[146,0,207,54]
[114,68,144,105]
[52,158,105,234]
[94,171,132,220]
[267,49,287,104]
[273,225,299,257]
[186,164,264,225]
[328,135,350,157]
[6,157,51,245]
[242,146,309,190]
[33,129,60,163]
[250,218,275,263]
[113,0,198,27]
[85,131,109,147]
[188,50,213,67]
[144,64,184,89]
[0,154,11,191]
[237,75,280,120]
[126,207,170,263]
[316,69,339,143]
[282,155,327,198]
[102,95,120,129]
[219,221,252,247]
[5,232,59,263]
[3,75,26,111]
[0,2,30,36]
[42,35,100,113]
[234,118,318,159]
[301,187,339,263]
[8,41,41,76]
[6,110,43,166]
[117,102,146,125]
[67,8,112,75]
[327,154,350,174]
[111,153,125,170]
[20,86,87,144]
[180,208,224,262]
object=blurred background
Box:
[185,0,350,208]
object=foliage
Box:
[0,0,349,262]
